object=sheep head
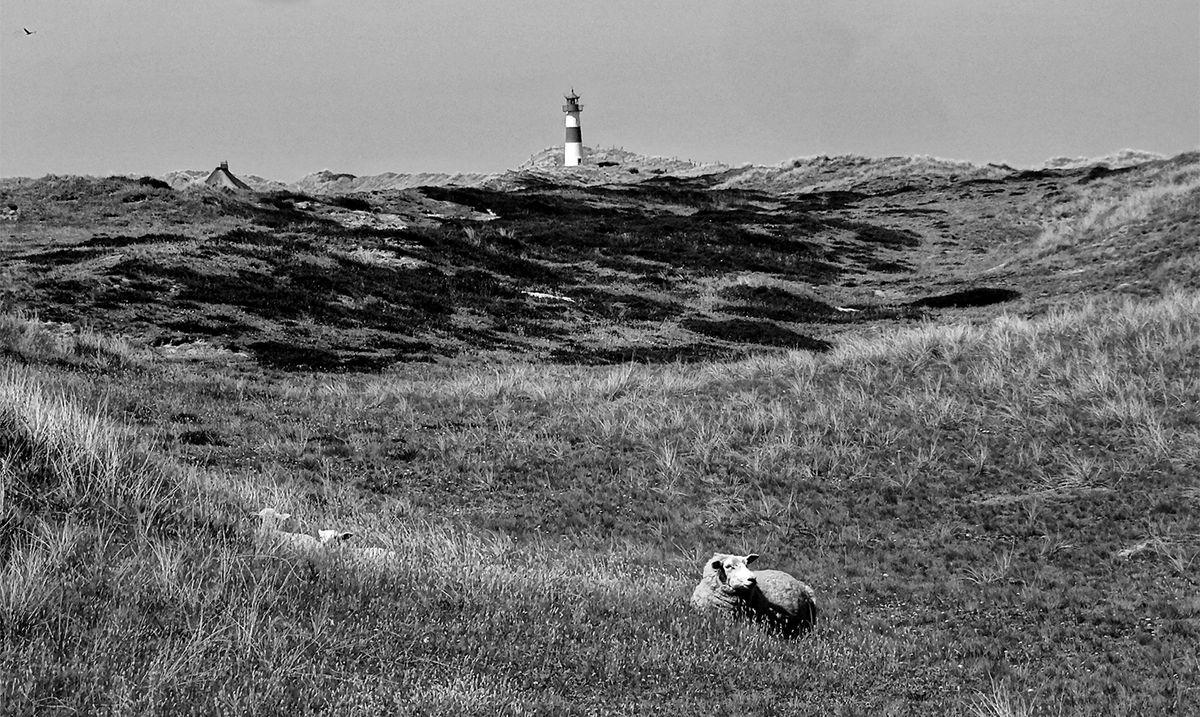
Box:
[318,530,355,544]
[254,508,292,531]
[708,553,759,593]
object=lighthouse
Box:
[562,89,583,166]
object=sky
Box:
[1,1,1197,180]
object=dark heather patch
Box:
[718,285,838,323]
[681,317,832,351]
[178,429,226,447]
[550,342,738,366]
[910,287,1022,309]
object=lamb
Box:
[253,509,401,569]
[253,508,328,559]
[253,507,294,533]
[248,510,360,561]
[318,529,354,544]
[690,552,817,637]
[316,529,401,569]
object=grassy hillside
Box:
[994,152,1200,295]
[1,153,1198,714]
[2,289,1197,714]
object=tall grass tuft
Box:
[0,365,170,517]
[0,311,139,369]
[969,679,1037,717]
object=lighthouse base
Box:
[565,143,583,166]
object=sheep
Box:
[252,508,328,559]
[314,528,401,569]
[318,529,354,544]
[691,552,817,637]
[253,507,294,533]
[253,510,402,570]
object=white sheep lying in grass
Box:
[254,509,400,568]
[254,509,350,553]
[318,529,354,544]
[254,508,324,557]
[254,507,294,533]
[691,552,817,637]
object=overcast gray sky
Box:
[2,1,1197,180]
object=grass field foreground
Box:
[1,290,1199,714]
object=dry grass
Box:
[968,679,1039,717]
[0,365,169,516]
[0,311,140,369]
[1033,168,1200,256]
[986,155,1200,295]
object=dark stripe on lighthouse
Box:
[565,127,582,142]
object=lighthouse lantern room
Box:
[562,89,583,166]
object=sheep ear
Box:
[711,559,727,583]
[745,553,759,565]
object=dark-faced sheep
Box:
[691,552,817,637]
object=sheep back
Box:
[747,569,818,636]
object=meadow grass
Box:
[1,291,1198,714]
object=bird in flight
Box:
[23,27,36,35]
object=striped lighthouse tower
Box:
[562,89,583,166]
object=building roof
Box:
[203,162,252,191]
